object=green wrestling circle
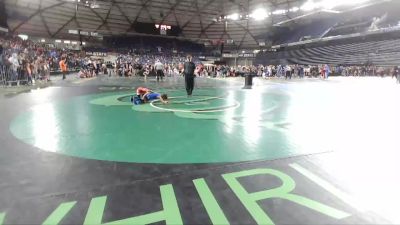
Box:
[9,89,325,164]
[117,95,134,103]
[150,96,240,113]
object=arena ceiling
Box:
[3,0,386,48]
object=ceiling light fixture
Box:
[250,8,269,21]
[227,13,240,21]
[300,0,371,11]
[272,9,287,15]
[18,34,28,40]
[300,0,318,11]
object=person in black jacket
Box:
[393,66,399,84]
[183,55,196,96]
[0,44,4,65]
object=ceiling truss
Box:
[5,0,306,49]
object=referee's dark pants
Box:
[156,70,163,81]
[185,74,194,96]
[285,71,291,79]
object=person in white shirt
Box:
[8,53,20,81]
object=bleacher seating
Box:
[103,36,205,54]
[256,37,400,66]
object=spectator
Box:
[8,53,19,81]
[59,57,67,80]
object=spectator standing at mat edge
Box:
[394,65,400,84]
[324,64,331,79]
[285,65,291,79]
[59,56,68,80]
[8,53,20,81]
[183,55,196,97]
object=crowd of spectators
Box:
[260,64,400,79]
[0,34,84,84]
[201,64,400,80]
[104,35,205,55]
[1,34,399,85]
[111,53,203,77]
[0,34,206,83]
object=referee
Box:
[154,60,164,81]
[183,55,196,97]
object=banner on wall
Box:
[221,53,255,58]
[222,53,239,58]
[86,52,107,57]
[238,53,255,58]
[0,26,8,32]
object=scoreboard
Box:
[133,22,182,36]
[155,24,171,35]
